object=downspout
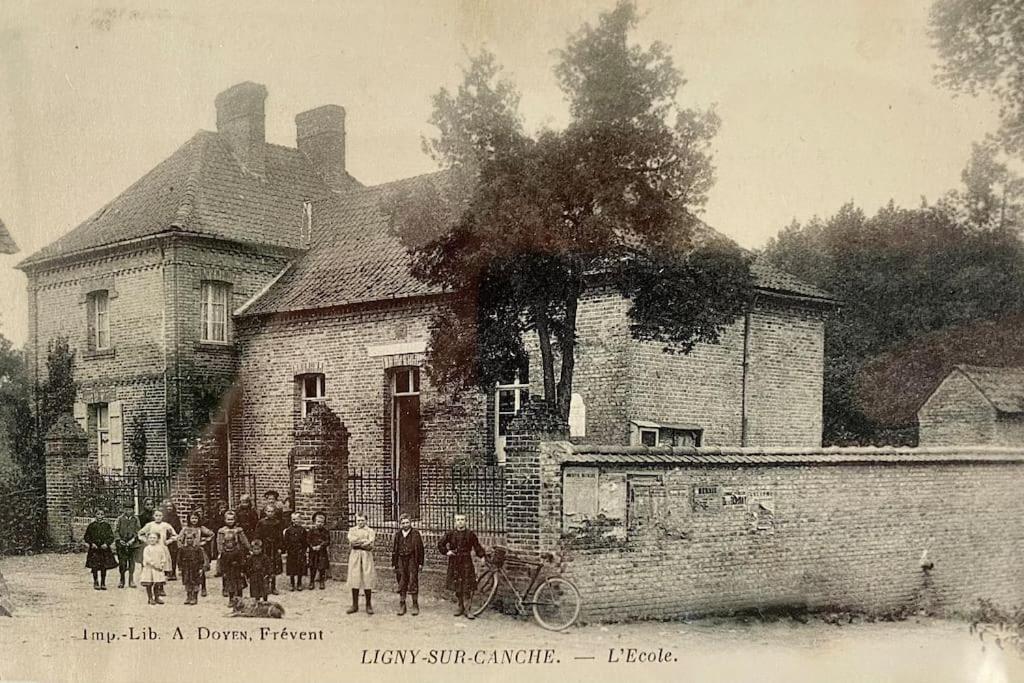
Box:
[740,296,756,447]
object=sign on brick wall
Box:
[563,466,599,529]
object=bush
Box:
[0,476,47,553]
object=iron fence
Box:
[71,472,172,516]
[347,464,505,534]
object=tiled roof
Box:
[956,365,1024,414]
[18,131,359,267]
[560,444,1024,465]
[240,174,444,317]
[244,173,836,317]
[0,218,17,254]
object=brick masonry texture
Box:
[918,369,1024,446]
[23,236,291,473]
[512,441,1024,622]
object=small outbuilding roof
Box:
[952,365,1024,414]
[0,218,17,254]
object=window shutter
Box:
[569,393,586,438]
[108,400,124,470]
[73,401,88,434]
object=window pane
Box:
[395,370,409,394]
[498,389,516,414]
[96,404,109,429]
[640,429,657,447]
[212,322,226,342]
[411,368,420,393]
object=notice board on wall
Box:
[562,466,600,529]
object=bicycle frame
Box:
[486,558,546,613]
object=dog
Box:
[227,596,285,619]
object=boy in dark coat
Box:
[217,511,250,603]
[254,504,284,595]
[282,512,308,591]
[246,540,274,601]
[392,513,424,616]
[138,498,156,527]
[113,501,141,588]
[235,495,259,538]
[84,509,118,590]
[306,511,331,590]
[437,513,486,618]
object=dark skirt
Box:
[85,546,118,571]
[178,546,207,588]
[445,555,477,594]
[219,548,248,595]
[285,549,307,576]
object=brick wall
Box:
[511,441,1024,623]
[234,299,489,503]
[918,370,997,446]
[24,237,291,473]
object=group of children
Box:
[84,493,489,618]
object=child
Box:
[177,511,214,604]
[246,540,274,601]
[139,532,168,605]
[137,509,177,598]
[392,513,424,616]
[438,513,486,618]
[161,500,182,581]
[83,509,118,590]
[211,499,229,576]
[254,503,283,595]
[282,512,308,591]
[345,513,377,615]
[217,510,250,604]
[113,501,141,589]
[307,511,331,590]
[138,498,156,527]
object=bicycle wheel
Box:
[531,577,581,631]
[468,570,499,617]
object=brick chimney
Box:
[296,105,347,192]
[215,82,268,176]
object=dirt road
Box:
[0,553,1020,683]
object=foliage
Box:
[0,334,34,476]
[128,413,147,474]
[384,1,753,419]
[0,475,47,554]
[761,200,1024,444]
[69,467,121,518]
[931,0,1024,156]
[39,336,76,439]
[969,598,1024,657]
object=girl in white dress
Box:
[137,509,177,597]
[139,533,168,605]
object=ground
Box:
[0,553,1021,683]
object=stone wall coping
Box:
[547,442,1024,465]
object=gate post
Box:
[503,399,569,556]
[44,414,91,545]
[289,403,349,528]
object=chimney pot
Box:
[215,82,268,176]
[296,105,347,192]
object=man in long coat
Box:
[437,513,486,618]
[391,514,424,616]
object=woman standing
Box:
[345,513,376,615]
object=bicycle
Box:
[468,545,582,631]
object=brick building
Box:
[21,82,835,521]
[918,365,1024,446]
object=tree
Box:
[762,200,1024,444]
[938,140,1024,229]
[930,0,1024,155]
[38,336,76,440]
[385,1,753,420]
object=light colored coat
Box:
[138,543,168,584]
[346,526,377,590]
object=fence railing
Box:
[347,464,505,534]
[71,472,172,516]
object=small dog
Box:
[227,596,285,619]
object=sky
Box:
[0,0,1000,348]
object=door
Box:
[392,367,421,519]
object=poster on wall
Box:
[562,466,599,529]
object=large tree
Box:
[762,200,1024,444]
[385,1,753,420]
[931,0,1024,155]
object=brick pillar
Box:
[289,403,349,527]
[44,414,90,545]
[504,398,569,556]
[170,434,226,515]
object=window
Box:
[299,374,326,417]
[639,428,659,447]
[96,403,110,463]
[631,421,703,448]
[88,290,110,350]
[200,281,230,343]
[494,371,529,463]
[393,367,420,396]
[661,427,702,447]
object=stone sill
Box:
[83,348,115,361]
[194,341,236,353]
